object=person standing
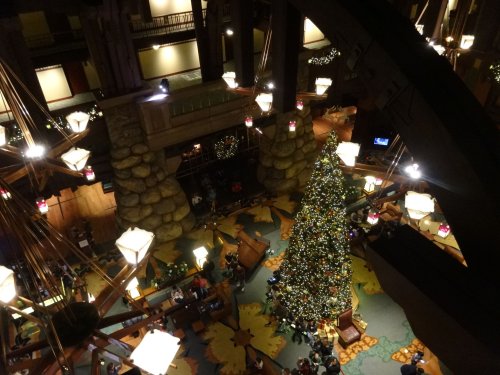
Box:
[235,265,246,292]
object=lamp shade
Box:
[438,224,451,238]
[296,100,304,110]
[255,93,273,112]
[364,176,376,193]
[193,246,208,268]
[288,120,296,132]
[115,227,154,264]
[84,166,95,181]
[460,35,474,49]
[405,191,435,220]
[222,71,237,88]
[66,111,90,133]
[245,116,253,128]
[130,329,180,375]
[0,266,16,303]
[336,142,360,166]
[61,147,90,171]
[315,77,332,95]
[36,197,49,214]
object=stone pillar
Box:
[100,92,195,244]
[257,104,317,193]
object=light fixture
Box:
[255,93,273,112]
[405,191,435,220]
[437,223,451,238]
[404,163,422,179]
[445,36,454,43]
[25,144,45,158]
[36,197,49,214]
[375,177,383,186]
[415,24,424,35]
[130,329,180,375]
[366,209,380,225]
[225,28,234,36]
[0,266,16,303]
[460,35,474,50]
[222,71,238,89]
[315,77,332,95]
[115,227,155,265]
[296,100,304,110]
[0,188,11,200]
[267,82,275,90]
[66,111,90,133]
[159,78,170,93]
[61,147,91,171]
[125,277,141,299]
[84,165,95,181]
[193,246,208,269]
[335,141,360,167]
[429,42,446,55]
[0,125,5,146]
[245,116,253,128]
[364,176,376,193]
[152,44,160,50]
[288,120,296,132]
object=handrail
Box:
[130,9,205,36]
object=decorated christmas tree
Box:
[276,131,352,321]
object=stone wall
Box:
[102,96,195,243]
[257,104,318,193]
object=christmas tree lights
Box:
[277,131,352,321]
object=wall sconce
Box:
[0,266,16,303]
[115,227,155,265]
[366,209,380,225]
[335,142,360,167]
[61,147,91,171]
[193,246,208,269]
[222,72,238,89]
[405,191,435,220]
[0,188,11,200]
[36,197,49,214]
[288,120,296,132]
[245,116,253,128]
[296,100,304,110]
[84,166,95,181]
[315,77,332,95]
[66,111,90,133]
[255,93,273,112]
[437,223,451,238]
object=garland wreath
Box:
[215,135,239,160]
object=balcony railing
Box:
[24,29,85,49]
[130,10,204,37]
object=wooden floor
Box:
[45,182,118,246]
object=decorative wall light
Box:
[437,223,451,238]
[460,35,474,49]
[193,246,208,269]
[66,111,90,133]
[288,120,296,132]
[36,197,48,214]
[366,209,380,225]
[364,176,376,193]
[315,77,332,95]
[405,191,435,220]
[0,125,5,146]
[296,100,304,110]
[84,166,95,181]
[115,227,155,265]
[130,329,180,375]
[335,142,360,167]
[255,93,273,112]
[0,266,16,303]
[222,72,238,89]
[245,116,253,128]
[61,147,90,171]
[0,188,11,200]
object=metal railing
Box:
[130,10,204,37]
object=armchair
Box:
[335,309,361,348]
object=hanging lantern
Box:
[115,227,155,265]
[0,266,16,303]
[0,188,11,200]
[125,277,141,299]
[415,24,424,35]
[84,166,95,181]
[315,77,332,95]
[66,111,90,133]
[36,197,48,214]
[0,125,6,146]
[364,176,376,193]
[130,329,180,375]
[222,71,238,89]
[193,246,208,269]
[405,191,435,220]
[288,120,296,132]
[61,147,90,171]
[404,163,421,179]
[25,144,45,158]
[429,42,446,55]
[255,93,273,112]
[460,35,474,50]
[437,223,451,238]
[336,142,360,167]
[367,209,380,225]
[296,100,304,110]
[375,177,383,186]
[245,116,253,128]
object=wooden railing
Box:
[129,10,204,37]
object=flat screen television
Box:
[374,137,389,146]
